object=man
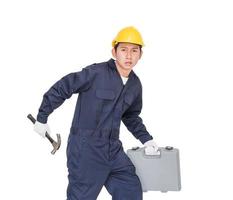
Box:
[34,26,159,200]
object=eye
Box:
[132,49,139,53]
[121,48,126,51]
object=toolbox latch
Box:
[165,146,174,150]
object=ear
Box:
[139,49,143,59]
[112,48,116,58]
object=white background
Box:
[0,0,233,199]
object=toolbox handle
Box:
[143,147,161,159]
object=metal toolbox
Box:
[127,146,181,192]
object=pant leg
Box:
[66,132,110,200]
[104,147,143,200]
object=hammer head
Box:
[51,134,61,155]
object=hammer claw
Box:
[50,134,61,154]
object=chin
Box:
[123,64,134,70]
[123,66,133,71]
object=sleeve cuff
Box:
[138,134,153,144]
[37,114,48,124]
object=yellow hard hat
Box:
[112,26,145,47]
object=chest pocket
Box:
[95,89,115,112]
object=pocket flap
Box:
[96,89,115,100]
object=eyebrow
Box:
[119,46,140,49]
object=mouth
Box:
[125,61,132,65]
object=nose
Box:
[126,50,132,59]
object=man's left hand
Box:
[144,139,159,155]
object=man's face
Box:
[112,42,143,71]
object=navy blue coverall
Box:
[37,58,153,200]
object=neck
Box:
[115,61,131,77]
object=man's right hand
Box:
[33,121,51,138]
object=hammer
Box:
[27,114,61,155]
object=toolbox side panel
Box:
[127,147,181,192]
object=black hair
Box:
[114,43,142,52]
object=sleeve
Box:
[122,86,153,144]
[36,66,96,123]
